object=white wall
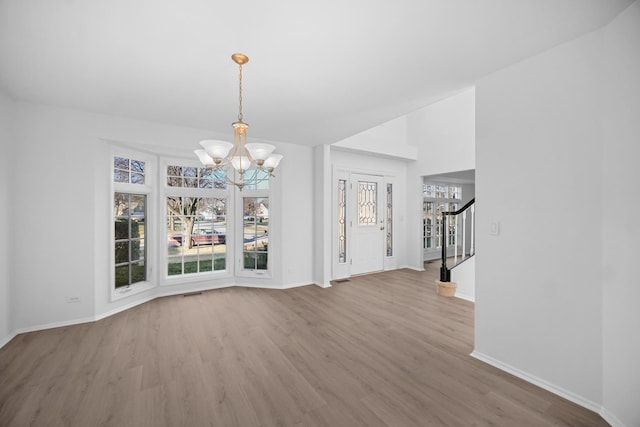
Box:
[475,4,640,423]
[409,88,475,177]
[405,88,477,270]
[279,142,315,287]
[475,28,604,408]
[601,2,640,426]
[332,116,417,160]
[451,256,475,302]
[11,102,314,331]
[0,90,13,345]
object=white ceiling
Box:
[0,0,633,146]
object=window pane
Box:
[256,252,268,270]
[242,169,269,191]
[212,169,228,189]
[214,254,226,271]
[131,240,144,262]
[131,261,146,284]
[386,183,393,257]
[244,252,257,270]
[115,242,129,264]
[423,184,436,198]
[134,218,145,240]
[114,220,128,240]
[166,194,227,276]
[167,176,182,187]
[184,257,198,274]
[114,156,129,169]
[199,256,213,273]
[167,257,183,276]
[167,165,182,187]
[113,192,147,288]
[131,172,145,184]
[130,194,145,217]
[357,181,377,226]
[114,156,145,185]
[115,265,129,288]
[131,160,145,173]
[198,168,214,188]
[114,169,129,183]
[338,179,347,264]
[243,197,268,271]
[167,165,182,177]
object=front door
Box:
[350,174,385,275]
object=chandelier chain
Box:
[238,64,243,121]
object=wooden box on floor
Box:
[436,280,457,297]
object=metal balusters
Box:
[454,214,458,263]
[440,198,475,282]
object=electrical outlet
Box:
[489,221,500,236]
[66,296,81,303]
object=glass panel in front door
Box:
[357,181,377,226]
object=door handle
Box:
[380,226,384,230]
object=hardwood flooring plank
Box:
[0,264,609,426]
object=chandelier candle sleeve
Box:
[245,143,276,165]
[195,53,282,190]
[230,156,251,172]
[200,140,233,164]
[194,149,214,165]
[262,154,283,172]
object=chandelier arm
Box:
[226,138,241,164]
[240,133,257,166]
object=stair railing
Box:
[440,198,475,282]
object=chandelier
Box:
[194,53,283,190]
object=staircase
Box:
[437,198,475,300]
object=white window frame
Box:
[383,177,397,271]
[160,157,233,285]
[235,174,271,278]
[423,182,462,256]
[110,149,156,302]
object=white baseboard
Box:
[313,282,332,288]
[599,406,628,427]
[157,282,234,297]
[401,264,425,272]
[0,331,17,349]
[14,315,97,336]
[282,282,315,289]
[470,350,602,413]
[454,291,475,302]
[94,294,158,322]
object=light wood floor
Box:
[0,263,608,427]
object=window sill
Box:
[161,270,233,287]
[111,281,156,302]
[236,270,271,279]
